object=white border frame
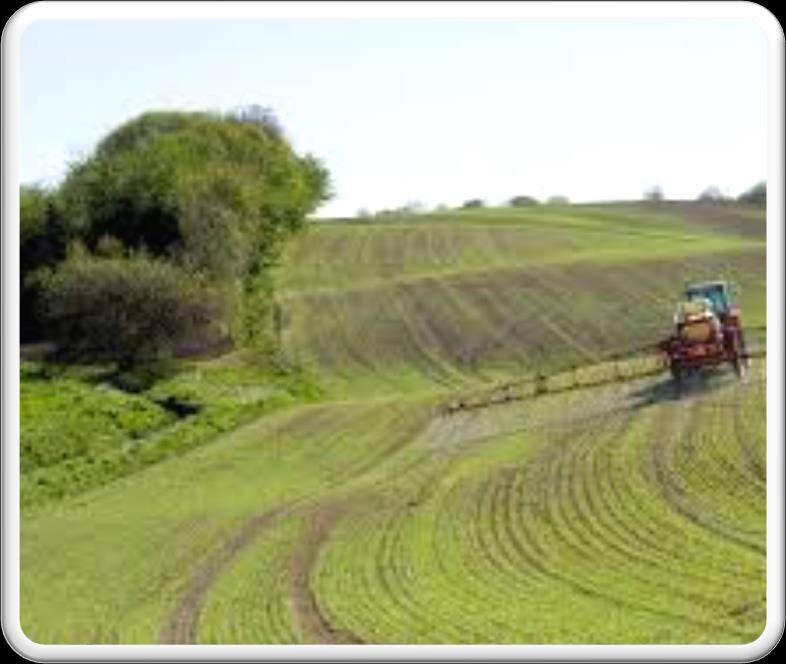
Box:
[2,2,783,661]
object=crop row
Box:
[305,368,764,643]
[281,248,765,396]
[170,364,765,644]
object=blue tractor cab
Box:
[684,281,731,317]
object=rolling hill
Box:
[20,201,767,644]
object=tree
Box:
[738,182,766,207]
[509,195,539,207]
[644,186,664,203]
[41,250,221,370]
[228,103,284,139]
[20,186,69,341]
[697,186,727,204]
[462,199,485,209]
[546,195,569,206]
[402,200,426,214]
[59,110,329,270]
[56,108,331,344]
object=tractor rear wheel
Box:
[728,329,747,379]
[732,353,746,379]
[670,362,684,388]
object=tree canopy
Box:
[461,199,485,209]
[738,182,766,207]
[58,110,331,279]
[697,186,727,203]
[509,195,539,207]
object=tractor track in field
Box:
[158,499,362,645]
[157,406,430,644]
[158,506,295,644]
[730,387,767,487]
[289,504,364,644]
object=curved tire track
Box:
[158,506,292,644]
[289,505,364,644]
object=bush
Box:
[20,186,68,341]
[697,186,728,204]
[738,182,766,207]
[509,195,539,207]
[461,199,485,209]
[41,250,222,370]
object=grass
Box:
[19,201,767,645]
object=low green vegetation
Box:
[20,362,176,474]
[21,354,323,510]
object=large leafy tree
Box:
[59,109,330,275]
[56,109,331,344]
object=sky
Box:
[19,15,768,217]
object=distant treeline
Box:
[355,181,765,219]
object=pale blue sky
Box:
[20,17,767,216]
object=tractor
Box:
[658,280,748,384]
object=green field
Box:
[20,202,767,644]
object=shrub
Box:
[41,251,222,370]
[697,186,728,204]
[461,199,485,209]
[738,182,766,207]
[509,195,539,207]
[20,186,68,341]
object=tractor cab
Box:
[684,281,731,317]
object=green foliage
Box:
[20,354,323,508]
[461,198,485,209]
[56,109,331,345]
[20,186,69,341]
[20,365,175,474]
[41,251,222,369]
[508,194,539,207]
[59,110,330,272]
[697,186,728,204]
[738,181,765,207]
